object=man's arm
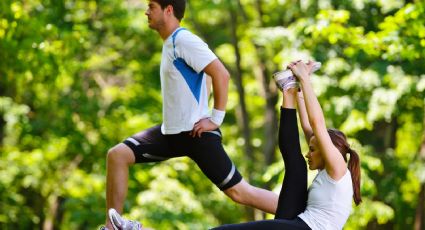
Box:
[191,59,230,137]
[204,59,230,111]
[206,75,212,98]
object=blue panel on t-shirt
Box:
[173,57,204,103]
[171,28,204,103]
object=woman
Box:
[212,60,361,230]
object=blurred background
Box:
[1,0,425,229]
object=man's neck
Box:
[158,21,180,40]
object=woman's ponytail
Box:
[327,128,362,206]
[347,148,362,205]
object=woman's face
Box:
[305,136,325,170]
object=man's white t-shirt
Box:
[298,169,353,230]
[160,28,217,134]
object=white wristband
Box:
[210,109,226,126]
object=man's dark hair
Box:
[153,0,186,21]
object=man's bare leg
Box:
[105,143,136,229]
[224,179,279,214]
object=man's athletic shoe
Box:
[108,208,142,230]
[273,61,321,91]
[100,227,109,230]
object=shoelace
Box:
[277,75,298,91]
[124,220,141,230]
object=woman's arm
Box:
[297,90,313,145]
[289,61,347,180]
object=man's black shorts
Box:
[123,125,242,191]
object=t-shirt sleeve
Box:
[174,31,218,73]
[324,169,349,184]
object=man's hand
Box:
[190,118,219,138]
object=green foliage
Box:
[1,0,424,229]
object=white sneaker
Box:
[273,70,298,91]
[309,61,322,73]
[108,208,142,230]
[273,61,321,91]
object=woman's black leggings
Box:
[275,108,308,219]
[211,108,310,230]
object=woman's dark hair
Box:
[327,128,362,206]
[153,0,186,21]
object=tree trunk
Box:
[251,0,279,220]
[415,184,425,230]
[253,0,279,167]
[42,155,82,230]
[414,105,425,230]
[253,44,279,166]
[0,115,4,146]
[43,195,59,230]
[229,1,255,175]
[228,1,259,220]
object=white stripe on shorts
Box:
[218,163,235,188]
[127,137,140,146]
[142,153,169,161]
[206,130,221,137]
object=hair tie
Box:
[347,148,352,154]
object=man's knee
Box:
[107,143,135,165]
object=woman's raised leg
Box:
[274,88,308,219]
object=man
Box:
[102,1,278,229]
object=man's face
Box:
[145,1,166,30]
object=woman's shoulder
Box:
[321,169,351,184]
